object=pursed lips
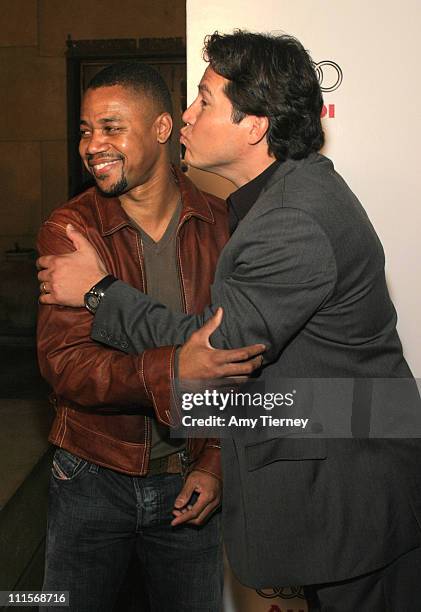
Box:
[179,127,190,144]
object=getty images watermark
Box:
[181,388,309,431]
[170,378,421,439]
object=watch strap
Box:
[84,274,118,314]
[88,274,118,296]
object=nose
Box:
[83,129,109,156]
[182,101,196,126]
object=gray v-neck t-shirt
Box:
[129,200,185,460]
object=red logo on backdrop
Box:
[313,60,343,120]
[321,104,335,119]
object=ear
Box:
[247,115,269,146]
[155,112,173,144]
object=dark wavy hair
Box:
[203,31,324,161]
[87,61,173,116]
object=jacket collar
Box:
[260,152,322,196]
[94,165,215,237]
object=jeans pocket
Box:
[52,447,89,481]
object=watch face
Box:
[86,293,100,311]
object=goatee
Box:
[97,175,129,198]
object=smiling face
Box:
[79,85,171,197]
[180,67,254,183]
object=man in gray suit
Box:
[39,32,421,610]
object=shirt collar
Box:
[95,165,217,236]
[227,160,280,233]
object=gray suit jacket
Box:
[92,154,421,586]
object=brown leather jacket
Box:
[37,168,229,478]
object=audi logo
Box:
[256,586,305,599]
[313,60,343,93]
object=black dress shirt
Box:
[227,160,280,234]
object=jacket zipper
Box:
[175,215,191,313]
[136,233,147,294]
[136,232,151,472]
[176,216,192,458]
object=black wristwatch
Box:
[84,274,118,314]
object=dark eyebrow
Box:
[98,116,122,123]
[79,116,122,125]
[198,84,213,97]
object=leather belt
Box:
[147,450,184,476]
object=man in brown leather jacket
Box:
[37,62,263,612]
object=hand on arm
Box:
[178,307,265,380]
[38,224,108,306]
[141,308,264,429]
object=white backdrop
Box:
[186,2,421,610]
[186,0,421,379]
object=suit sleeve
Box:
[91,207,337,362]
[37,218,179,425]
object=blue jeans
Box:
[42,448,223,612]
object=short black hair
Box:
[87,61,173,116]
[203,31,324,161]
